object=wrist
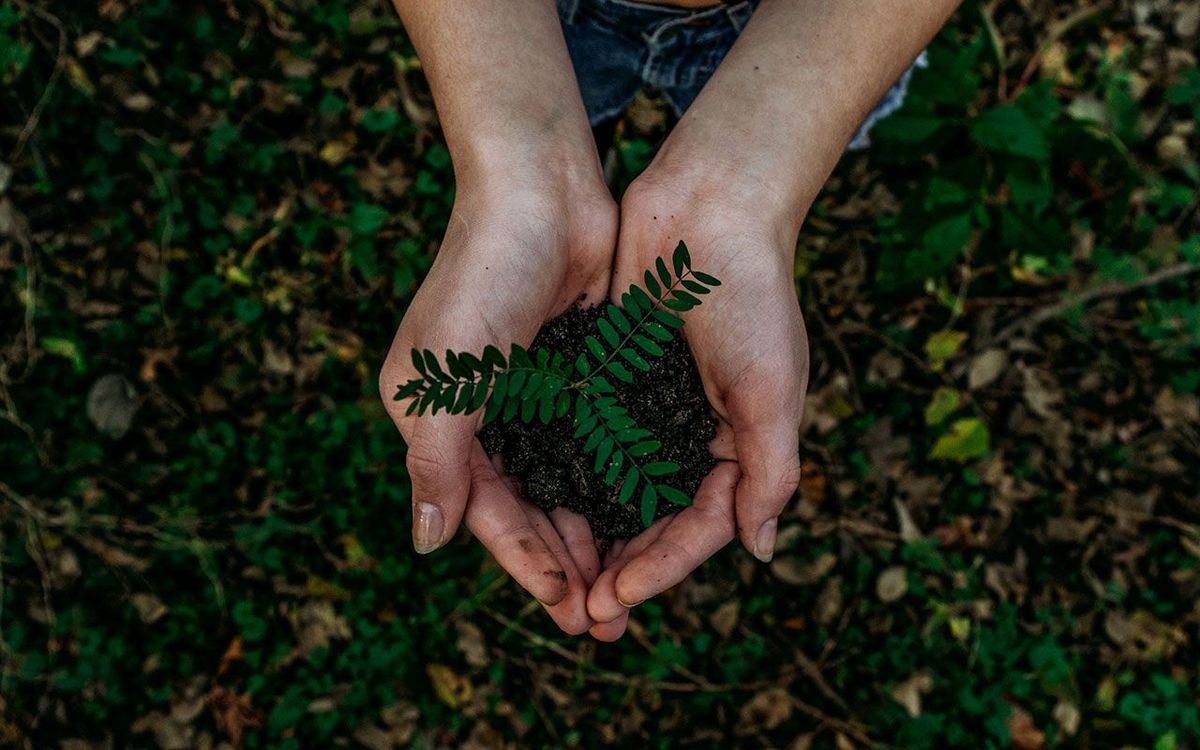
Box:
[636,139,813,252]
[450,111,604,188]
[451,144,617,265]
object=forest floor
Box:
[2,0,1199,748]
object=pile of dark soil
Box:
[479,305,717,540]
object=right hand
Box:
[379,163,617,635]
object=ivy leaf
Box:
[971,104,1049,160]
[929,418,991,461]
[924,330,967,371]
[924,386,961,426]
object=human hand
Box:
[585,162,809,639]
[380,160,617,635]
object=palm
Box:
[381,193,616,634]
[587,193,808,637]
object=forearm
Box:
[651,0,959,235]
[392,0,600,186]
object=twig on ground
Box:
[805,280,862,411]
[1009,1,1113,101]
[7,0,68,162]
[992,262,1200,344]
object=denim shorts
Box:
[557,0,926,150]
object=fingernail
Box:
[617,594,645,608]
[413,502,444,554]
[754,517,778,563]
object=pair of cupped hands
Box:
[380,143,809,641]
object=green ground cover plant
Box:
[1,0,1198,748]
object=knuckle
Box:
[405,446,448,487]
[745,455,802,505]
[772,458,804,498]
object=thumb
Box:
[730,401,802,563]
[380,333,476,555]
[400,417,475,554]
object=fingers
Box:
[525,504,593,635]
[550,508,601,585]
[586,518,671,624]
[613,462,739,607]
[380,333,476,555]
[728,401,802,563]
[587,462,740,624]
[463,446,571,606]
[588,612,629,642]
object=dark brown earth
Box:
[479,305,717,540]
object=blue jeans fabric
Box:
[557,0,926,150]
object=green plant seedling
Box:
[393,240,721,528]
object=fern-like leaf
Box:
[393,341,572,425]
[574,240,717,397]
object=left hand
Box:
[585,160,810,639]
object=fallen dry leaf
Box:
[772,552,837,586]
[426,663,472,709]
[207,686,264,750]
[876,566,909,603]
[709,600,740,638]
[891,671,933,718]
[1007,702,1045,750]
[738,687,792,733]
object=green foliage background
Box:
[1,1,1198,748]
